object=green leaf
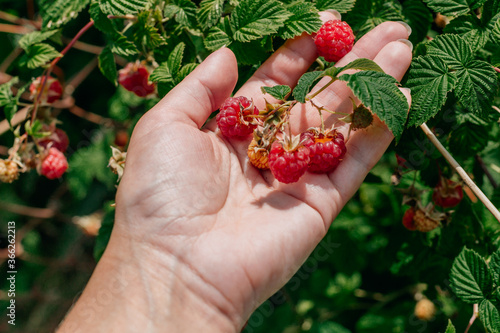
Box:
[42,0,90,29]
[422,0,471,16]
[278,2,322,40]
[18,30,60,50]
[491,18,500,44]
[177,63,198,82]
[0,77,19,126]
[167,42,186,76]
[197,0,225,30]
[481,0,500,27]
[292,71,324,103]
[261,85,291,101]
[454,60,498,118]
[314,0,356,13]
[98,46,118,85]
[205,17,233,50]
[426,34,472,69]
[444,15,489,51]
[339,71,409,141]
[230,0,291,42]
[339,58,385,73]
[110,33,140,56]
[25,43,62,69]
[479,299,500,333]
[406,55,457,126]
[402,0,432,44]
[444,319,456,333]
[490,249,500,283]
[448,123,489,157]
[229,39,270,65]
[164,0,198,28]
[149,63,175,84]
[132,11,167,49]
[450,247,494,304]
[90,0,116,34]
[99,0,152,15]
[345,0,404,39]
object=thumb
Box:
[148,47,238,128]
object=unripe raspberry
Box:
[40,148,68,180]
[39,128,69,153]
[413,209,440,232]
[118,62,155,97]
[247,139,269,169]
[114,130,129,147]
[29,76,63,104]
[216,96,259,139]
[414,299,436,321]
[314,20,355,62]
[0,160,19,183]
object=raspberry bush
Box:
[0,0,500,332]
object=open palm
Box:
[113,15,412,331]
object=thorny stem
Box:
[464,304,479,333]
[420,123,500,222]
[494,67,500,74]
[305,77,336,101]
[30,20,95,123]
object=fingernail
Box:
[397,39,413,51]
[396,21,412,36]
[401,87,411,94]
[325,9,342,20]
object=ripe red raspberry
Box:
[114,130,129,147]
[402,207,417,231]
[314,20,355,63]
[40,148,68,180]
[268,138,310,184]
[216,96,259,139]
[301,128,346,173]
[39,128,69,153]
[118,62,155,97]
[432,178,463,208]
[29,76,63,104]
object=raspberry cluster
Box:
[216,96,347,184]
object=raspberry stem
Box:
[305,77,336,101]
[420,123,500,222]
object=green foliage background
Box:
[0,0,499,332]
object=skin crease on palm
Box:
[58,12,412,333]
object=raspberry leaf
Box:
[490,249,500,283]
[110,34,140,56]
[450,247,494,304]
[90,1,116,34]
[314,0,356,13]
[0,77,19,127]
[230,0,291,43]
[278,2,322,40]
[427,34,473,68]
[98,46,118,86]
[479,299,500,333]
[131,11,167,49]
[99,0,153,16]
[293,71,325,103]
[444,320,456,333]
[205,17,233,51]
[492,19,500,43]
[167,42,186,75]
[406,55,457,127]
[164,0,198,29]
[444,15,489,51]
[18,30,61,51]
[422,0,485,16]
[339,71,409,141]
[197,0,225,30]
[41,0,90,29]
[402,0,433,45]
[22,43,63,69]
[261,85,291,101]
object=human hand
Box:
[58,12,412,333]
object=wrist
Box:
[58,229,239,333]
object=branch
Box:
[476,155,498,189]
[420,123,500,222]
[464,304,478,333]
[0,23,33,34]
[0,201,56,219]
